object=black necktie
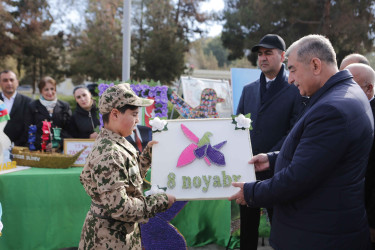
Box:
[266,80,274,90]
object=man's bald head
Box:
[345,63,375,100]
[339,53,370,70]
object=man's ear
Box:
[280,51,286,62]
[366,83,374,95]
[311,58,322,75]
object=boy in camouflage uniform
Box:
[79,83,176,250]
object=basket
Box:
[11,146,86,169]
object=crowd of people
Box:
[0,33,374,250]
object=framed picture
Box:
[63,139,95,166]
[180,76,233,118]
[151,118,255,200]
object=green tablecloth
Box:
[0,167,239,249]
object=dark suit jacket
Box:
[365,98,375,228]
[0,92,32,146]
[244,70,373,249]
[125,125,152,153]
[237,64,302,180]
[25,99,72,150]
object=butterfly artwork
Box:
[177,124,227,168]
[140,201,188,250]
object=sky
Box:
[49,0,225,38]
[200,0,225,37]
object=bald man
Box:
[346,63,375,248]
[340,53,370,70]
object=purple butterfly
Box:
[177,124,227,167]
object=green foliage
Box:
[1,0,69,92]
[59,95,77,112]
[167,101,180,119]
[221,0,375,65]
[188,37,253,70]
[69,0,123,82]
[131,0,209,84]
[204,37,229,68]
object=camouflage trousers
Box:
[78,210,142,250]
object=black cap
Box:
[251,34,286,52]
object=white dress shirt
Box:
[1,91,17,114]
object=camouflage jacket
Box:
[79,128,169,250]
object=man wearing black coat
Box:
[0,70,32,146]
[345,63,375,249]
[236,34,302,249]
[231,35,373,250]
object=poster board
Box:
[63,139,95,166]
[231,68,261,114]
[151,118,255,200]
[180,76,232,118]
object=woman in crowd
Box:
[68,85,100,139]
[26,76,72,151]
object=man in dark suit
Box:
[0,70,32,146]
[230,35,373,249]
[236,34,302,249]
[125,125,152,153]
[345,63,375,249]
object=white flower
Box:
[235,114,251,129]
[144,185,166,196]
[149,117,167,131]
[0,221,3,232]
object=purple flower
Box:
[160,96,168,104]
[148,87,156,97]
[98,83,110,96]
[155,95,161,103]
[129,83,169,118]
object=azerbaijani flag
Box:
[0,103,10,123]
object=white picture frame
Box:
[63,139,95,166]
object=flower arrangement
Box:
[97,80,169,128]
[130,84,169,118]
[232,113,252,130]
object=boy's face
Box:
[115,107,140,137]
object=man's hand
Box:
[370,227,375,243]
[249,153,270,172]
[228,182,247,205]
[166,193,176,209]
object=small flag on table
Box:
[0,103,10,123]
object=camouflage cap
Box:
[99,83,154,114]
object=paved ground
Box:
[61,238,273,250]
[189,238,273,250]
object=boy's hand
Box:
[166,194,176,209]
[147,141,158,147]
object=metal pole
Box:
[122,0,131,82]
